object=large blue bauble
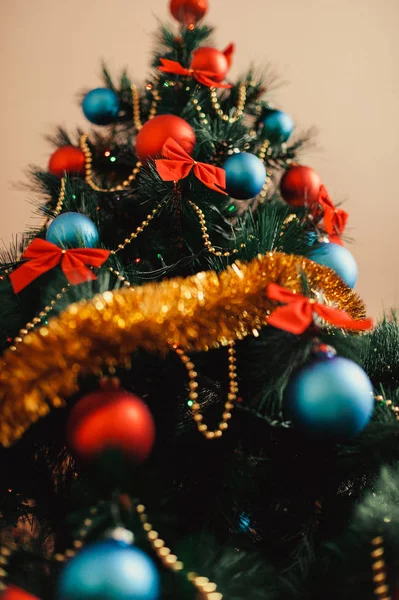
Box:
[284,356,374,440]
[57,540,160,600]
[261,110,294,144]
[46,212,99,248]
[309,242,358,288]
[223,153,267,200]
[82,88,120,125]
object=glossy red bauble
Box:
[48,146,86,178]
[0,586,40,600]
[170,0,208,26]
[191,47,229,82]
[67,389,155,464]
[135,115,196,163]
[279,165,322,207]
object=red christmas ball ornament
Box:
[279,165,322,207]
[67,388,155,464]
[0,586,40,600]
[48,146,86,178]
[135,114,196,163]
[170,0,208,26]
[191,47,229,82]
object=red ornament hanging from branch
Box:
[169,0,208,27]
[159,44,234,88]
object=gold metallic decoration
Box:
[135,502,222,598]
[80,134,142,193]
[0,544,17,591]
[107,266,132,288]
[258,140,270,201]
[371,536,390,599]
[174,342,238,439]
[131,84,161,131]
[209,84,247,123]
[42,176,67,229]
[110,204,162,254]
[191,97,209,126]
[0,252,367,446]
[375,395,399,421]
[53,505,98,563]
[9,285,70,351]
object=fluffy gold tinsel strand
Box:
[0,252,367,446]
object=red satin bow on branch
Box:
[158,58,232,89]
[266,283,373,334]
[10,238,110,293]
[318,185,348,242]
[155,138,227,194]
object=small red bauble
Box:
[191,47,229,83]
[67,388,155,464]
[0,586,40,600]
[48,146,86,178]
[135,114,196,163]
[170,0,208,26]
[279,165,322,207]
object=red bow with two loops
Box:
[158,58,232,89]
[266,283,373,335]
[10,238,110,293]
[155,138,227,194]
[317,185,348,242]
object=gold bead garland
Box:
[131,84,161,131]
[80,134,142,193]
[191,97,210,125]
[371,536,390,600]
[135,503,222,599]
[174,342,238,440]
[53,505,99,563]
[107,266,132,288]
[375,395,399,421]
[110,204,162,254]
[42,177,66,229]
[258,140,270,201]
[0,544,17,591]
[209,84,247,123]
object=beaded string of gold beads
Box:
[53,505,100,563]
[135,502,222,599]
[80,134,142,193]
[173,342,238,440]
[371,536,391,600]
[375,395,399,421]
[107,266,132,288]
[42,176,67,229]
[258,139,271,202]
[109,204,163,255]
[209,84,247,123]
[131,84,161,131]
[8,284,70,351]
[0,544,17,591]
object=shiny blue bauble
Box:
[309,242,358,288]
[57,540,160,600]
[261,109,294,144]
[82,88,120,125]
[46,212,99,248]
[223,152,267,200]
[284,356,374,441]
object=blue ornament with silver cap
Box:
[46,212,99,248]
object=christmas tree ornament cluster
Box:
[261,109,294,144]
[46,212,100,249]
[223,152,266,199]
[67,387,155,464]
[135,114,196,163]
[48,146,85,178]
[169,0,208,26]
[310,241,358,288]
[56,538,160,600]
[284,348,374,440]
[82,87,120,125]
[280,165,321,206]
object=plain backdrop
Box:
[0,0,398,317]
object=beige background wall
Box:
[1,0,398,317]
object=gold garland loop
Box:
[0,252,367,447]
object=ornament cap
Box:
[105,527,135,546]
[313,342,337,359]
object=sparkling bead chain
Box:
[42,177,66,228]
[107,266,132,288]
[375,395,399,421]
[209,84,247,123]
[0,544,17,591]
[174,342,238,440]
[371,536,390,600]
[190,97,210,125]
[258,140,270,201]
[110,204,162,255]
[135,503,222,599]
[9,285,70,351]
[131,84,161,131]
[80,134,142,193]
[54,505,99,563]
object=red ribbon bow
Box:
[266,283,373,335]
[158,58,232,89]
[155,138,227,194]
[10,238,110,293]
[318,185,348,243]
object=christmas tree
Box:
[0,1,398,598]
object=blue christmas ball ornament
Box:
[46,212,99,248]
[309,242,358,288]
[261,109,294,144]
[223,152,267,200]
[284,356,374,440]
[57,540,160,600]
[82,88,120,125]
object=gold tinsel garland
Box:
[0,252,367,447]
